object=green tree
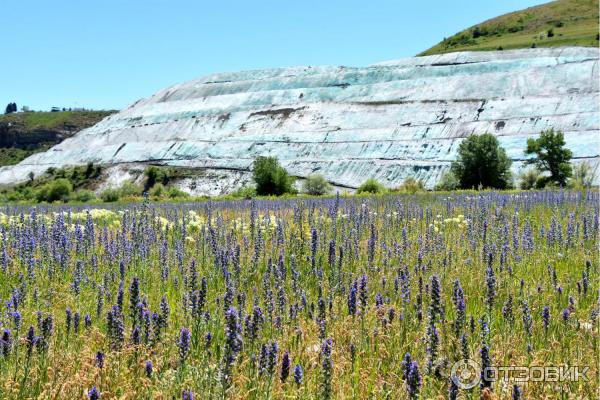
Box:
[302,174,332,196]
[525,129,572,187]
[252,156,295,196]
[451,133,512,189]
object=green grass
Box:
[420,0,599,55]
[0,110,115,130]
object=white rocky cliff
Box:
[0,47,597,194]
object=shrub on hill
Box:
[302,174,332,196]
[35,178,73,203]
[357,178,386,194]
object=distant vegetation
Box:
[420,0,599,55]
[252,156,296,196]
[0,110,115,166]
[0,127,595,204]
[451,133,513,190]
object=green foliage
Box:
[144,166,174,191]
[519,168,541,190]
[231,186,257,199]
[434,171,459,191]
[421,0,599,55]
[395,177,425,194]
[35,178,73,203]
[357,178,386,194]
[570,161,598,189]
[71,189,96,202]
[252,156,295,196]
[451,133,512,189]
[302,174,332,196]
[166,186,189,199]
[525,129,572,187]
[100,187,121,202]
[149,183,166,198]
[119,182,142,198]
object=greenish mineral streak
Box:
[0,47,598,190]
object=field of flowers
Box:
[0,190,597,399]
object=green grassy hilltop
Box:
[420,0,599,55]
[0,110,114,166]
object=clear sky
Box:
[1,0,545,111]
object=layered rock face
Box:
[0,47,598,192]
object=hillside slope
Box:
[0,47,597,193]
[421,0,599,55]
[0,110,115,166]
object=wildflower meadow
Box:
[0,190,597,399]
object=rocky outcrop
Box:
[0,47,597,192]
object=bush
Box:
[357,178,386,194]
[167,186,189,199]
[434,171,459,191]
[252,156,295,196]
[396,177,424,194]
[35,179,73,203]
[144,166,173,191]
[149,183,166,198]
[71,189,96,202]
[100,187,121,202]
[302,174,332,196]
[451,133,512,189]
[570,161,597,189]
[231,186,257,199]
[519,168,540,190]
[119,182,141,197]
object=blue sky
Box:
[1,0,544,111]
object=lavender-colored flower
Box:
[1,329,11,357]
[182,389,193,400]
[502,295,514,325]
[359,275,368,314]
[178,327,191,363]
[65,308,72,335]
[12,311,22,331]
[321,338,333,400]
[95,351,105,369]
[480,344,493,389]
[429,275,442,322]
[542,306,550,331]
[84,314,92,329]
[485,266,496,310]
[145,360,153,377]
[561,308,570,323]
[129,277,140,322]
[512,384,523,400]
[281,350,290,382]
[401,352,412,380]
[293,364,303,385]
[448,377,459,400]
[347,282,357,316]
[406,361,422,399]
[88,386,100,400]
